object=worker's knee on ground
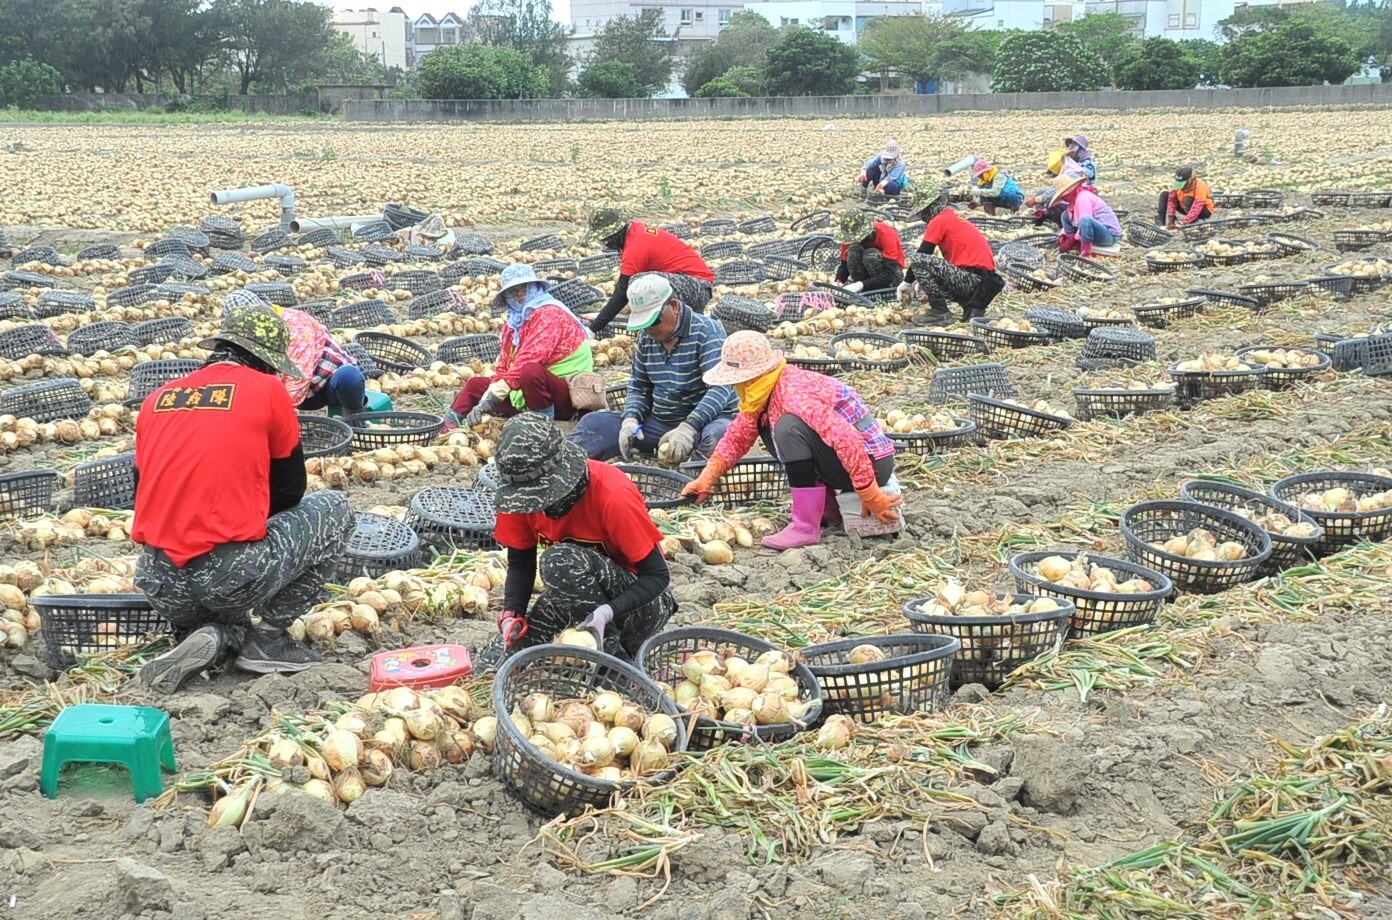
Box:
[538,542,601,589]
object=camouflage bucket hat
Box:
[834,209,874,244]
[201,302,304,378]
[909,187,949,220]
[492,413,589,514]
[586,208,629,244]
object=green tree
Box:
[211,0,337,94]
[1114,36,1199,90]
[1058,12,1141,84]
[575,60,646,98]
[991,30,1109,92]
[1216,5,1289,42]
[417,43,548,99]
[587,11,673,96]
[1347,0,1392,80]
[763,26,861,96]
[681,11,776,96]
[693,74,749,97]
[466,0,569,95]
[1180,38,1221,86]
[0,56,63,107]
[138,0,220,93]
[936,28,1000,81]
[1218,6,1362,87]
[719,64,766,96]
[312,32,393,85]
[858,13,977,87]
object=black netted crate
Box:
[1056,254,1116,284]
[1072,386,1175,421]
[144,238,191,260]
[790,209,833,233]
[298,302,336,324]
[811,280,873,308]
[1167,362,1266,408]
[927,362,1013,404]
[748,239,794,260]
[34,290,95,319]
[711,296,774,334]
[801,633,959,723]
[1178,480,1321,576]
[1345,191,1392,207]
[828,331,909,371]
[450,233,495,256]
[67,321,140,355]
[1131,297,1204,328]
[797,237,839,272]
[761,256,807,281]
[615,465,694,510]
[1144,250,1205,273]
[264,254,307,276]
[324,247,367,269]
[1322,262,1389,294]
[73,451,137,510]
[31,594,168,668]
[532,258,579,278]
[903,592,1071,689]
[0,469,60,519]
[298,415,353,458]
[463,257,508,277]
[698,219,737,238]
[0,379,91,422]
[156,282,210,301]
[1080,327,1156,365]
[1024,308,1086,339]
[1126,220,1174,247]
[133,316,196,346]
[334,512,421,582]
[404,244,445,262]
[341,341,382,379]
[1243,189,1285,208]
[1233,346,1330,388]
[635,626,822,750]
[518,234,564,253]
[405,485,498,552]
[1329,333,1392,376]
[250,229,292,253]
[903,329,988,362]
[1121,500,1272,595]
[246,282,297,306]
[1186,288,1262,311]
[785,355,846,377]
[384,269,443,296]
[12,245,62,266]
[330,299,396,329]
[549,279,605,312]
[1306,275,1357,300]
[352,332,432,372]
[0,292,31,321]
[352,220,396,243]
[0,324,67,359]
[997,241,1046,269]
[701,240,745,261]
[1266,232,1318,256]
[1236,281,1309,306]
[1333,229,1392,252]
[970,317,1056,350]
[128,263,180,286]
[105,284,160,310]
[167,225,210,250]
[349,411,443,451]
[1179,218,1232,241]
[1009,550,1172,638]
[437,334,501,364]
[1270,471,1392,553]
[76,243,121,261]
[968,394,1072,440]
[407,289,468,320]
[162,256,206,281]
[738,216,777,235]
[384,202,429,230]
[577,252,619,276]
[339,270,386,292]
[886,418,977,456]
[714,260,766,285]
[1,270,55,291]
[210,252,257,275]
[297,228,340,249]
[1004,262,1061,293]
[362,243,400,266]
[128,358,202,404]
[679,456,786,506]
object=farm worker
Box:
[1024,152,1087,229]
[130,302,353,693]
[680,331,902,550]
[585,208,715,333]
[899,188,1004,327]
[444,263,593,430]
[487,413,676,664]
[1161,165,1216,229]
[1054,174,1123,258]
[832,209,905,293]
[1063,135,1097,183]
[230,292,368,414]
[567,273,735,463]
[858,139,908,196]
[969,159,1025,215]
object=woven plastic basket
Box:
[1126,220,1174,247]
[1121,500,1272,594]
[0,324,67,360]
[797,237,840,272]
[385,269,444,296]
[615,465,694,510]
[297,229,339,249]
[927,363,1013,405]
[349,412,443,452]
[76,243,122,261]
[352,332,432,373]
[333,512,421,582]
[128,359,202,405]
[404,244,445,263]
[903,330,988,362]
[32,593,168,668]
[1333,229,1392,252]
[970,317,1055,350]
[360,245,400,267]
[450,233,495,257]
[903,592,1071,689]
[1235,281,1309,307]
[436,334,500,366]
[324,248,367,269]
[72,451,137,510]
[133,316,196,346]
[1178,480,1321,576]
[698,219,738,238]
[298,415,353,458]
[1305,275,1357,300]
[331,299,396,330]
[518,233,563,252]
[1056,254,1116,284]
[384,202,429,230]
[1167,362,1266,409]
[967,394,1072,440]
[0,379,92,423]
[635,626,822,750]
[577,252,620,276]
[801,633,960,723]
[405,289,466,320]
[701,240,745,261]
[1266,232,1318,256]
[711,296,774,334]
[341,342,382,379]
[245,282,297,306]
[679,456,786,506]
[1270,471,1392,554]
[785,355,847,377]
[249,229,292,253]
[1023,308,1086,340]
[34,290,95,319]
[1008,550,1173,638]
[210,252,257,275]
[748,239,795,260]
[352,221,397,243]
[1144,250,1205,274]
[0,469,59,519]
[1071,386,1175,421]
[886,418,977,456]
[827,332,909,371]
[1079,327,1157,367]
[11,245,63,266]
[549,279,605,313]
[1004,262,1061,293]
[1329,333,1392,376]
[811,281,873,309]
[0,292,30,321]
[404,485,498,552]
[492,645,687,816]
[264,255,308,277]
[1233,346,1330,388]
[1131,297,1204,329]
[1,270,56,291]
[715,261,766,286]
[105,284,160,310]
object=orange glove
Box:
[856,483,904,525]
[679,456,730,504]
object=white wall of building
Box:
[331,8,411,71]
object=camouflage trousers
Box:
[910,255,1003,313]
[134,492,354,651]
[659,273,714,313]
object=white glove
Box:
[487,379,511,401]
[618,417,641,460]
[844,281,864,293]
[896,281,912,302]
[658,422,698,464]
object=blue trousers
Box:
[567,411,730,461]
[299,364,366,411]
[861,162,904,196]
[1077,217,1118,247]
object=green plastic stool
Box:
[41,703,176,803]
[328,391,392,418]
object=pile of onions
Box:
[910,580,1061,618]
[290,563,505,642]
[661,646,812,727]
[304,440,483,490]
[1032,554,1156,594]
[509,690,679,782]
[649,509,780,566]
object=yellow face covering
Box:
[733,358,786,414]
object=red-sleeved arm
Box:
[712,410,761,470]
[494,512,538,551]
[499,307,573,387]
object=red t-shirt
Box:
[838,222,906,268]
[494,461,661,572]
[132,363,301,567]
[922,210,995,271]
[620,221,715,282]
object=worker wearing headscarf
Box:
[1054,174,1123,258]
[1024,151,1087,229]
[1063,135,1097,183]
[858,139,908,196]
[968,160,1025,215]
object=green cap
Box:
[201,302,303,378]
[834,209,874,244]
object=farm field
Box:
[0,108,1390,920]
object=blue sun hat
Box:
[491,263,551,312]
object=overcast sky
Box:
[331,1,575,25]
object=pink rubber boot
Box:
[762,487,825,550]
[822,485,842,526]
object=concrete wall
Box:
[344,82,1392,123]
[34,93,322,115]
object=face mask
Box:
[506,286,529,308]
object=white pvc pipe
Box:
[943,156,980,178]
[288,214,383,234]
[209,183,296,232]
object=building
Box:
[570,0,751,40]
[737,0,923,42]
[331,7,411,71]
[411,11,469,62]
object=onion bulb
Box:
[554,700,596,736]
[754,650,793,674]
[630,739,669,776]
[724,707,753,724]
[321,730,364,773]
[681,649,725,683]
[607,726,638,757]
[590,690,623,724]
[701,540,733,565]
[473,716,498,752]
[430,686,473,722]
[642,713,678,747]
[848,644,886,665]
[735,663,769,692]
[301,779,336,806]
[520,693,554,724]
[673,680,701,708]
[752,692,791,725]
[207,782,255,828]
[333,766,367,804]
[580,734,616,767]
[815,715,856,750]
[381,687,418,711]
[267,738,303,769]
[612,702,645,733]
[361,749,393,786]
[1037,556,1072,582]
[408,739,442,772]
[766,675,800,701]
[719,687,757,712]
[402,707,443,742]
[555,628,597,650]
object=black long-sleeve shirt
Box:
[503,544,669,618]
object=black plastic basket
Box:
[1080,327,1156,367]
[405,485,497,552]
[967,394,1072,440]
[297,229,339,249]
[249,229,292,253]
[0,292,30,321]
[1122,500,1274,594]
[1004,261,1061,293]
[995,241,1045,270]
[0,469,59,519]
[1178,480,1321,576]
[1144,250,1205,274]
[711,296,774,334]
[1235,281,1309,307]
[701,240,745,261]
[1333,229,1392,252]
[1126,220,1174,247]
[341,341,382,379]
[679,456,785,506]
[801,633,959,723]
[1186,288,1262,311]
[797,237,840,272]
[812,281,873,308]
[790,210,832,233]
[1329,333,1392,376]
[1179,218,1231,241]
[349,411,443,452]
[827,332,908,371]
[156,282,210,302]
[449,234,495,258]
[970,317,1055,350]
[105,284,160,310]
[32,594,168,668]
[785,355,847,377]
[210,252,257,275]
[715,261,766,286]
[903,330,988,362]
[158,257,205,283]
[1080,313,1135,333]
[1270,471,1392,554]
[1167,362,1266,409]
[384,202,429,230]
[549,279,605,312]
[75,243,122,261]
[1,270,55,291]
[698,219,737,238]
[297,302,336,325]
[886,418,977,456]
[1305,276,1357,300]
[1072,386,1175,421]
[927,363,1013,405]
[1056,254,1116,284]
[352,332,432,373]
[577,252,620,276]
[1131,297,1204,329]
[1345,191,1392,208]
[128,358,202,404]
[72,451,137,510]
[0,324,66,360]
[903,592,1071,689]
[404,244,445,263]
[1266,232,1318,256]
[334,512,420,581]
[298,414,353,458]
[264,255,307,277]
[518,233,563,252]
[1323,262,1389,294]
[1233,346,1330,388]
[1009,550,1172,638]
[339,271,387,293]
[492,645,687,816]
[324,247,367,269]
[1243,189,1284,208]
[34,290,95,319]
[361,245,400,267]
[245,282,297,306]
[1023,308,1086,339]
[0,379,91,423]
[331,299,396,329]
[1311,191,1352,207]
[435,335,499,366]
[636,626,823,750]
[615,465,694,510]
[133,316,196,346]
[407,289,468,320]
[748,239,795,260]
[737,216,776,235]
[352,221,396,243]
[11,245,63,266]
[385,269,443,296]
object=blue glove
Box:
[578,604,614,647]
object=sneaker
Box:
[139,625,223,694]
[233,628,323,675]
